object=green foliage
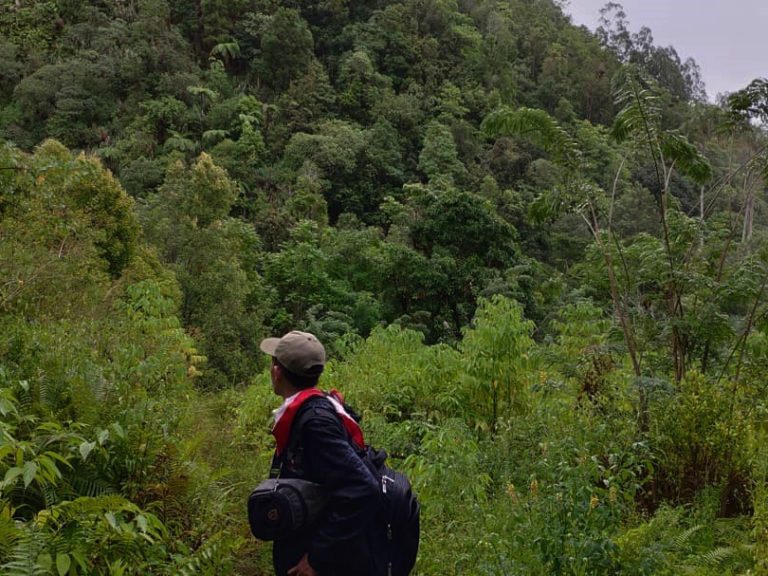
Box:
[461,296,534,431]
[3,1,768,573]
[417,121,466,185]
[141,153,267,386]
[728,77,768,124]
[260,8,315,91]
[646,371,752,510]
[0,140,139,322]
[482,106,580,167]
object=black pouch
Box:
[247,478,329,541]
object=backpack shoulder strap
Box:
[271,396,334,478]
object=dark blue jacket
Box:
[273,396,383,576]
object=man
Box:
[260,331,382,576]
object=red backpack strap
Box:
[323,393,366,451]
[271,388,325,456]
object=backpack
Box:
[362,445,421,576]
[284,392,420,576]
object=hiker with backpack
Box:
[255,330,383,576]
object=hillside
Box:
[2,0,768,574]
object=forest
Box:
[2,0,768,573]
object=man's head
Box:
[260,331,326,395]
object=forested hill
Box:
[3,0,768,574]
[0,0,717,383]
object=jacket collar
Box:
[271,388,366,455]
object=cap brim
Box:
[259,337,281,355]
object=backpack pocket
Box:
[248,478,329,541]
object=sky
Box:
[564,0,768,102]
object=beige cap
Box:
[260,331,326,377]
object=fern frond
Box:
[690,545,739,568]
[175,533,241,576]
[611,65,662,143]
[210,41,241,61]
[481,106,580,166]
[39,480,59,508]
[685,542,753,571]
[70,475,114,498]
[202,130,229,147]
[1,523,47,576]
[672,524,704,548]
[0,505,21,561]
[660,132,712,185]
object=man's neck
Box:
[279,383,302,400]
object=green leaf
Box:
[71,550,88,572]
[97,429,109,445]
[23,461,38,488]
[79,441,96,462]
[660,131,712,184]
[0,398,16,417]
[105,511,118,530]
[0,445,14,461]
[56,553,71,576]
[38,553,53,571]
[610,65,662,143]
[37,456,63,482]
[2,466,23,488]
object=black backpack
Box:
[284,395,420,576]
[361,445,420,576]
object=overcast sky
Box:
[564,0,768,101]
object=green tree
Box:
[337,49,391,123]
[417,121,465,185]
[461,295,534,433]
[141,154,267,386]
[261,8,314,92]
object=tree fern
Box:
[210,41,241,63]
[481,106,580,168]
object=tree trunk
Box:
[742,192,754,242]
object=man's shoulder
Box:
[296,393,335,416]
[293,394,342,432]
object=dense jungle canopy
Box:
[3,0,768,574]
